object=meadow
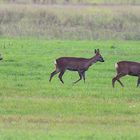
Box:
[0,1,140,139]
[0,38,140,139]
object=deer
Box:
[49,49,104,84]
[112,61,140,87]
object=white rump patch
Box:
[54,60,57,65]
[115,63,118,68]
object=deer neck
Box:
[87,56,97,67]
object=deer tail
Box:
[115,63,118,69]
[54,60,59,70]
[54,60,57,65]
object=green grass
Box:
[0,38,140,139]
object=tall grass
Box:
[0,4,139,40]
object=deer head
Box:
[94,49,104,62]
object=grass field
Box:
[0,38,140,139]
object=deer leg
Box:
[137,76,140,87]
[58,70,65,84]
[112,77,116,88]
[112,73,125,88]
[82,71,86,83]
[49,70,59,82]
[73,71,82,84]
[117,79,124,87]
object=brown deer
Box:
[49,49,104,84]
[112,61,140,87]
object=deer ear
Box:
[94,49,97,54]
[97,49,100,52]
